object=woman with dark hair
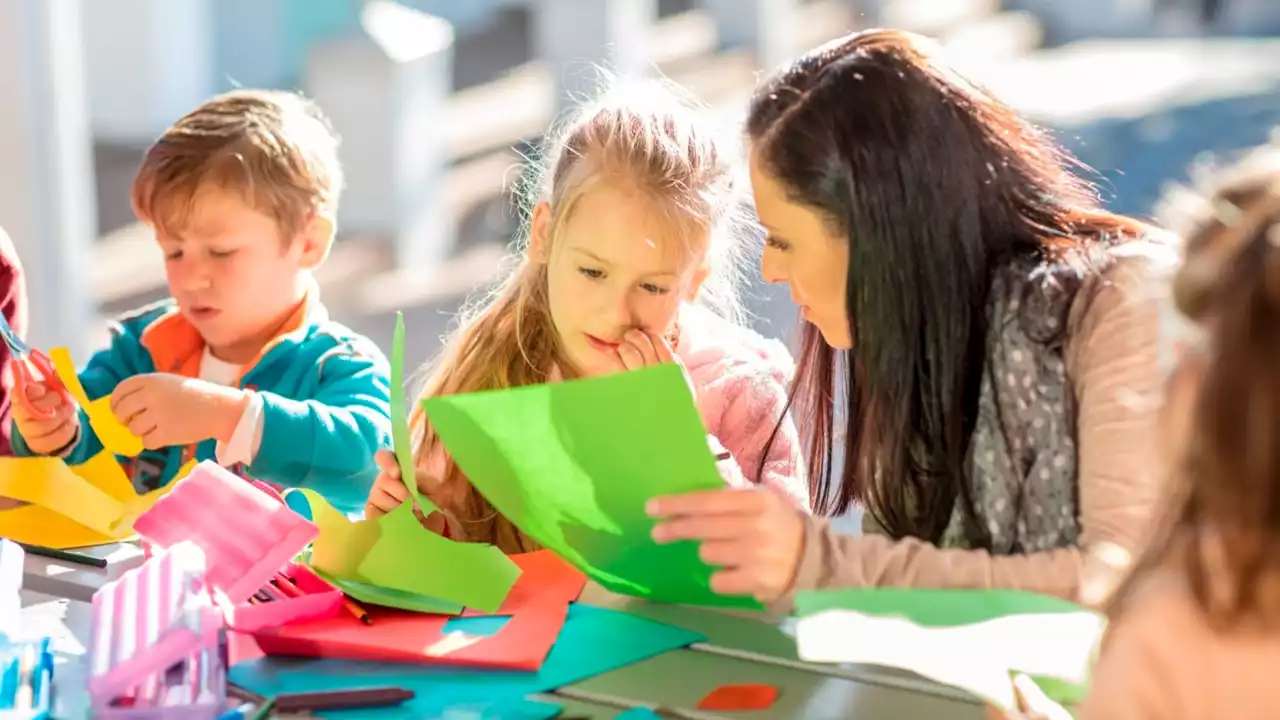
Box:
[648,29,1176,606]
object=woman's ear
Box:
[529,201,553,263]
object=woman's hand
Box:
[646,487,806,603]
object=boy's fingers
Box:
[23,417,70,442]
[29,391,62,412]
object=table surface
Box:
[20,544,988,719]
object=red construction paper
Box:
[696,683,780,711]
[252,598,569,670]
[226,631,266,666]
[463,550,586,616]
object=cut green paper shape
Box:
[390,311,433,513]
[794,588,1104,710]
[309,566,463,615]
[424,364,758,609]
[287,488,519,613]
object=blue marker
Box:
[31,638,53,719]
[0,644,17,708]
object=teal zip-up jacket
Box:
[11,294,391,514]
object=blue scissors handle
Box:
[0,313,28,357]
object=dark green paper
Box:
[424,364,759,609]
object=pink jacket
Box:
[674,305,810,510]
[419,304,811,514]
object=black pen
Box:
[17,543,109,569]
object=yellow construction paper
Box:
[0,503,123,549]
[49,347,145,457]
[0,457,126,536]
[289,488,521,613]
[0,452,187,548]
[73,447,139,501]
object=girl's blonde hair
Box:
[411,78,753,551]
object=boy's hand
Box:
[10,363,79,454]
[109,373,248,450]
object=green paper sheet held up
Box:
[424,363,758,609]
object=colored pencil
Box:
[247,697,276,720]
[271,573,305,599]
[18,543,109,568]
[341,596,372,625]
[273,686,414,713]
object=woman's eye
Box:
[578,267,604,279]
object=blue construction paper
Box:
[614,709,660,719]
[228,604,703,717]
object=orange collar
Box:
[139,284,323,379]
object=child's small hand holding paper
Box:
[109,373,248,450]
[10,361,79,454]
[366,449,454,534]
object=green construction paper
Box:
[423,363,759,610]
[390,311,433,512]
[309,566,463,615]
[285,488,520,613]
[794,588,1103,710]
[794,588,1089,624]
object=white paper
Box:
[795,609,1105,708]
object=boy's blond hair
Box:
[412,79,753,551]
[131,89,343,242]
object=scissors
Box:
[0,314,69,419]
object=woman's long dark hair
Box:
[749,30,1149,545]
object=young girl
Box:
[1002,142,1280,719]
[365,81,810,552]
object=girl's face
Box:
[530,180,709,377]
[749,150,852,349]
